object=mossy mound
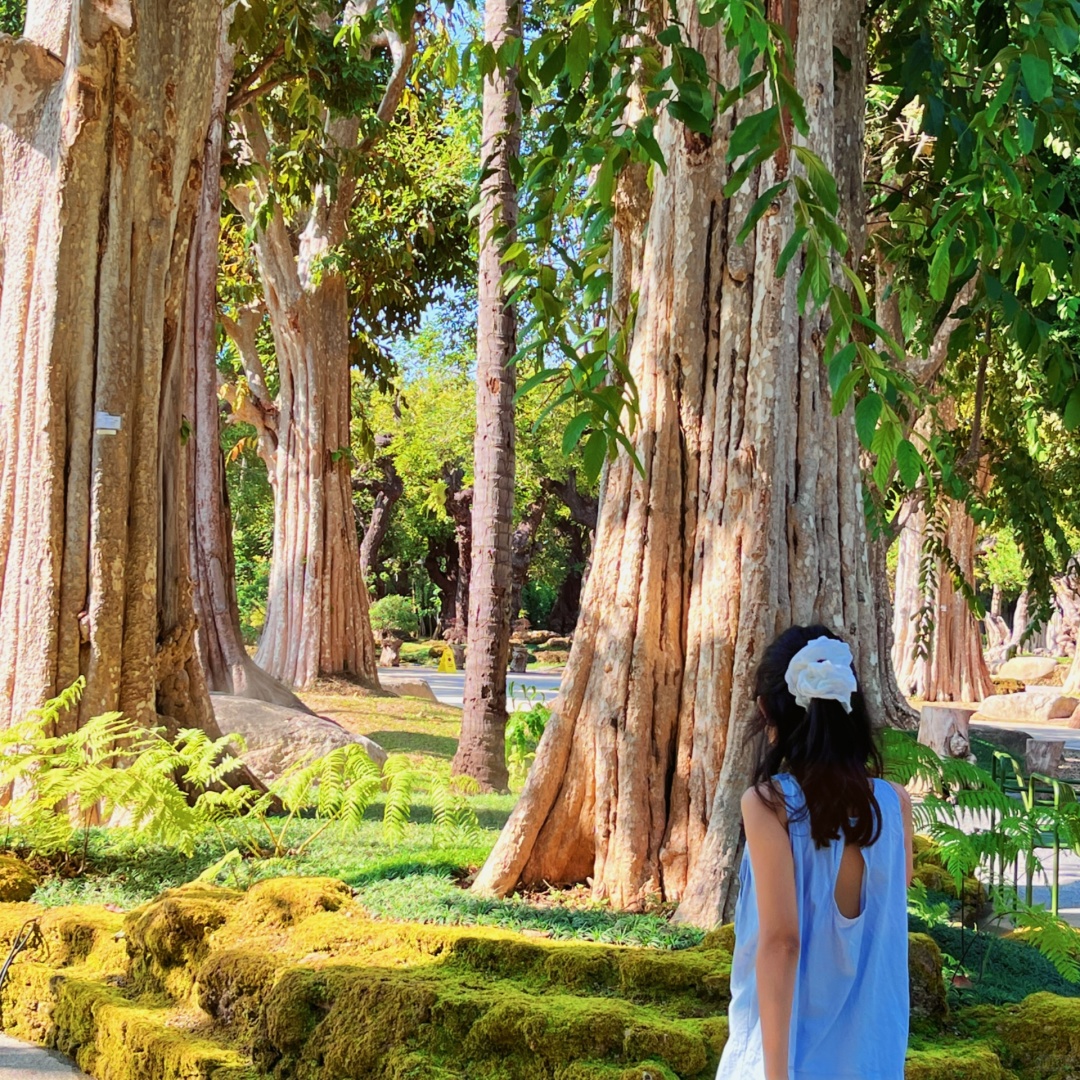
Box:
[0,876,1073,1080]
[967,991,1080,1079]
[0,855,38,902]
[913,836,985,908]
[909,934,949,1031]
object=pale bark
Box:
[475,0,883,925]
[183,15,309,712]
[452,0,523,793]
[223,9,415,689]
[0,0,222,735]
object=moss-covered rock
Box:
[904,1042,1011,1079]
[968,991,1080,1079]
[0,855,37,902]
[909,933,949,1031]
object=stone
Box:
[509,645,530,673]
[969,723,1036,764]
[210,695,387,783]
[378,634,402,668]
[973,689,1079,723]
[908,933,948,1030]
[1072,703,1080,729]
[0,855,37,903]
[540,636,572,650]
[997,656,1060,683]
[521,630,556,646]
[1025,739,1064,776]
[378,676,438,703]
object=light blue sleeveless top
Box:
[716,774,909,1080]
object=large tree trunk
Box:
[0,0,225,735]
[474,0,882,924]
[547,519,589,635]
[451,0,522,792]
[252,272,380,689]
[892,446,994,702]
[183,16,309,711]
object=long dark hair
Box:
[750,625,883,849]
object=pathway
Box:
[0,1035,87,1079]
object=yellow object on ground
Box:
[438,648,457,673]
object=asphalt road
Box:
[0,1035,87,1079]
[381,666,563,710]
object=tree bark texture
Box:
[508,497,547,624]
[183,14,308,711]
[359,435,404,584]
[0,0,226,735]
[474,0,882,924]
[452,0,522,793]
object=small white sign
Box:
[95,412,122,435]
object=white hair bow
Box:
[784,636,858,713]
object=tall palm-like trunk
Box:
[0,0,222,735]
[475,0,882,924]
[451,0,522,792]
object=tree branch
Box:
[226,43,284,114]
[219,304,279,469]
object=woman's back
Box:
[717,774,910,1080]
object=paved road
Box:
[0,1035,87,1079]
[381,667,563,710]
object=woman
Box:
[716,625,914,1080]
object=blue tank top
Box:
[716,774,909,1080]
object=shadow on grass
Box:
[358,802,512,830]
[367,731,459,758]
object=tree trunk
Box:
[359,435,404,584]
[251,273,380,689]
[547,519,589,635]
[451,0,522,793]
[1010,590,1031,648]
[508,497,547,625]
[474,0,883,925]
[892,496,994,703]
[0,0,225,735]
[442,465,473,629]
[183,9,309,711]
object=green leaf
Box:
[793,146,839,216]
[855,392,883,451]
[582,431,607,482]
[656,24,682,46]
[1065,387,1080,432]
[1020,52,1052,102]
[1017,113,1036,155]
[928,239,952,302]
[1030,263,1052,307]
[827,342,858,396]
[736,181,789,245]
[668,99,713,136]
[562,412,592,456]
[727,107,778,162]
[566,23,591,89]
[775,226,808,277]
[895,440,922,490]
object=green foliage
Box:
[356,870,706,949]
[0,0,23,35]
[2,683,481,874]
[369,594,421,636]
[883,730,1080,983]
[505,686,550,784]
[0,680,245,861]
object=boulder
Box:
[541,636,573,651]
[210,695,387,783]
[509,644,531,673]
[973,689,1079,723]
[521,630,556,646]
[969,723,1036,764]
[0,855,37,902]
[379,675,438,703]
[997,656,1060,683]
[908,933,948,1030]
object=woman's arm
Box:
[742,785,799,1080]
[889,780,915,886]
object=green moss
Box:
[967,992,1080,1079]
[904,1042,1010,1079]
[0,855,37,902]
[909,934,948,1031]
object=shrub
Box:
[369,595,420,638]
